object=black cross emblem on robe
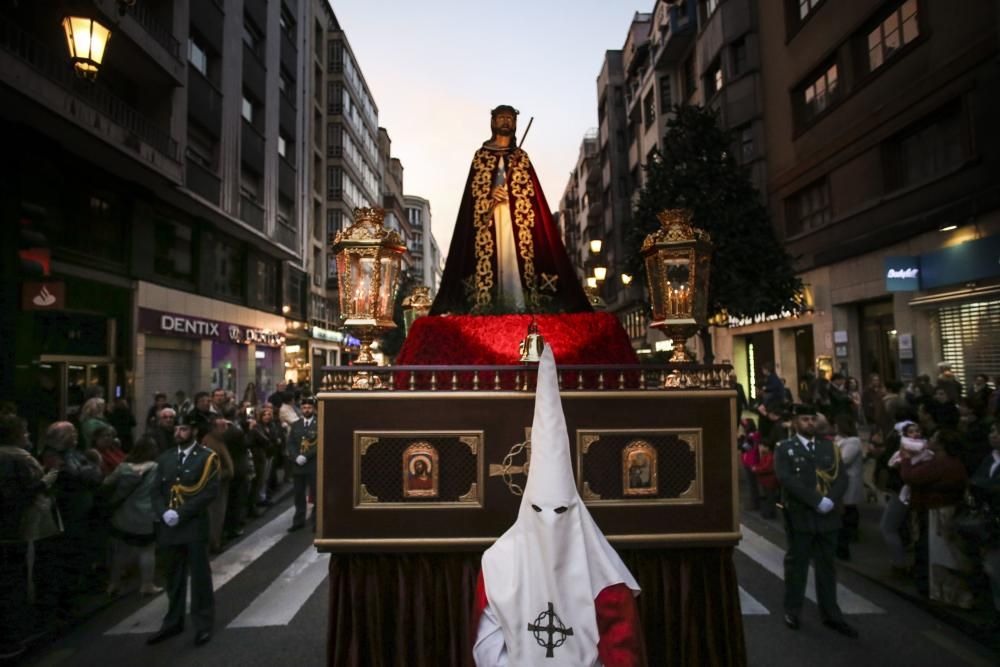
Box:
[527,602,574,658]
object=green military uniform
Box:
[774,432,847,623]
[150,440,220,636]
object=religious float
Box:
[313,202,745,666]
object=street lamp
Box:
[641,209,713,363]
[621,273,633,286]
[332,207,407,371]
[593,266,608,282]
[589,239,603,253]
[62,16,111,81]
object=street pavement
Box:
[20,498,1000,667]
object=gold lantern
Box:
[62,16,111,81]
[401,285,433,336]
[641,209,713,362]
[332,208,407,367]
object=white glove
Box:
[162,509,180,527]
[817,497,834,514]
[295,455,307,466]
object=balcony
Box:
[275,219,298,250]
[191,0,224,48]
[240,195,265,232]
[243,44,266,101]
[241,120,265,170]
[278,157,296,198]
[186,155,221,204]
[652,0,696,70]
[188,69,222,137]
[125,1,180,60]
[0,16,179,163]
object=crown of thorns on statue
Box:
[491,105,519,117]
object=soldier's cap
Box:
[790,403,817,417]
[175,411,206,427]
[300,396,318,407]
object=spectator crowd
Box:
[0,380,312,661]
[739,362,1000,626]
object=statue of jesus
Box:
[430,105,592,315]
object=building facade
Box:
[404,195,443,293]
[1,0,313,437]
[714,0,1000,399]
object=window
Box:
[798,63,839,126]
[186,123,215,169]
[254,258,277,310]
[327,166,342,199]
[704,59,723,97]
[683,55,696,99]
[279,5,296,41]
[798,0,822,20]
[153,219,193,282]
[241,95,254,123]
[886,102,964,190]
[279,72,294,99]
[785,179,831,237]
[867,0,919,72]
[213,237,244,300]
[731,38,747,77]
[312,248,323,286]
[643,91,656,129]
[701,0,719,21]
[240,167,261,201]
[242,17,263,57]
[188,36,208,75]
[659,75,672,112]
[739,124,753,163]
[278,134,287,158]
[327,209,343,238]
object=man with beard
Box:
[431,106,590,315]
[775,404,856,638]
[147,412,220,647]
[287,397,318,532]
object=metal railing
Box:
[0,16,179,161]
[315,364,734,393]
[126,2,180,59]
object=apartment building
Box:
[715,0,1000,397]
[0,0,312,435]
[404,195,444,293]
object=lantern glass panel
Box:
[377,254,399,319]
[350,255,376,317]
[665,258,692,316]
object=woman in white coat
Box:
[835,413,865,560]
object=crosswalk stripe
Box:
[738,587,769,615]
[737,524,885,614]
[105,506,297,635]
[228,546,330,628]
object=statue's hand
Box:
[490,185,508,205]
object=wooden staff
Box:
[518,116,535,149]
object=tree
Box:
[625,105,803,361]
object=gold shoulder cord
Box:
[169,451,221,510]
[471,149,498,309]
[508,149,539,308]
[815,443,841,497]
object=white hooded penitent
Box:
[479,344,639,666]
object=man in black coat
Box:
[147,412,220,647]
[775,403,857,638]
[287,397,318,532]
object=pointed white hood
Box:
[481,345,639,666]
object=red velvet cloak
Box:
[430,147,592,315]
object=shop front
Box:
[135,282,285,422]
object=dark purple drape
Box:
[326,548,746,667]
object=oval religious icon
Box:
[402,442,439,498]
[622,440,658,497]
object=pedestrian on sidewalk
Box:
[970,421,1000,622]
[147,412,220,648]
[102,436,161,597]
[775,403,857,638]
[901,429,972,607]
[739,418,761,512]
[877,419,920,576]
[834,413,865,560]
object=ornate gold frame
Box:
[353,430,484,509]
[622,440,658,496]
[402,442,439,498]
[577,428,703,506]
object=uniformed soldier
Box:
[146,412,221,647]
[774,403,858,638]
[287,396,318,532]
